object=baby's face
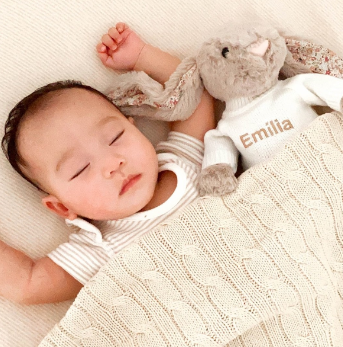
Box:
[18,89,159,220]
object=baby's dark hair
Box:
[1,80,112,190]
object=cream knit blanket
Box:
[40,112,343,346]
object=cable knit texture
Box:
[40,112,343,346]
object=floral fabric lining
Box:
[108,65,197,109]
[286,38,343,78]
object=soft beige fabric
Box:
[1,1,343,346]
[40,112,343,346]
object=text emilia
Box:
[240,119,294,149]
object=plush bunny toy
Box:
[108,24,343,196]
[194,24,343,196]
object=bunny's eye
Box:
[221,47,229,58]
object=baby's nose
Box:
[103,157,125,178]
[248,39,269,57]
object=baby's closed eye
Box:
[70,163,90,180]
[109,130,124,145]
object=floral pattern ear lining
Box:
[286,38,343,78]
[108,39,343,109]
[107,65,198,109]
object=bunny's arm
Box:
[202,128,239,172]
[197,127,239,197]
[287,74,343,112]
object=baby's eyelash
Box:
[109,130,124,145]
[70,163,90,180]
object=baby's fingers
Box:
[97,50,115,68]
[115,22,129,33]
[96,44,111,64]
[108,27,122,44]
[101,34,117,50]
[96,42,107,53]
[97,50,109,65]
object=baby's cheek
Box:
[63,186,93,209]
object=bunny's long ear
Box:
[280,42,311,78]
[281,38,343,79]
[107,56,204,122]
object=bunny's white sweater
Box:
[202,73,343,171]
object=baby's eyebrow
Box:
[95,116,119,129]
[55,149,76,173]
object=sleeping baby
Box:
[0,22,215,305]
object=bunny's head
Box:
[196,24,288,101]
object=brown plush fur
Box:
[197,163,237,197]
[197,24,288,101]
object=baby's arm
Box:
[0,240,82,304]
[97,23,215,141]
[97,22,180,85]
[170,90,215,142]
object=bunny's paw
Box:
[197,163,238,197]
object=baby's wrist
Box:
[133,43,150,72]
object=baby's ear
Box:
[107,56,203,122]
[42,195,77,220]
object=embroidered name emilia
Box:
[240,119,294,148]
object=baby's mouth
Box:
[119,174,141,195]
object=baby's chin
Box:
[77,189,155,221]
[83,205,146,221]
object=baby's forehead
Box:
[27,88,120,122]
[19,89,123,144]
[44,87,112,109]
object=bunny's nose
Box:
[248,39,270,56]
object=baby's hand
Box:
[96,22,146,71]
